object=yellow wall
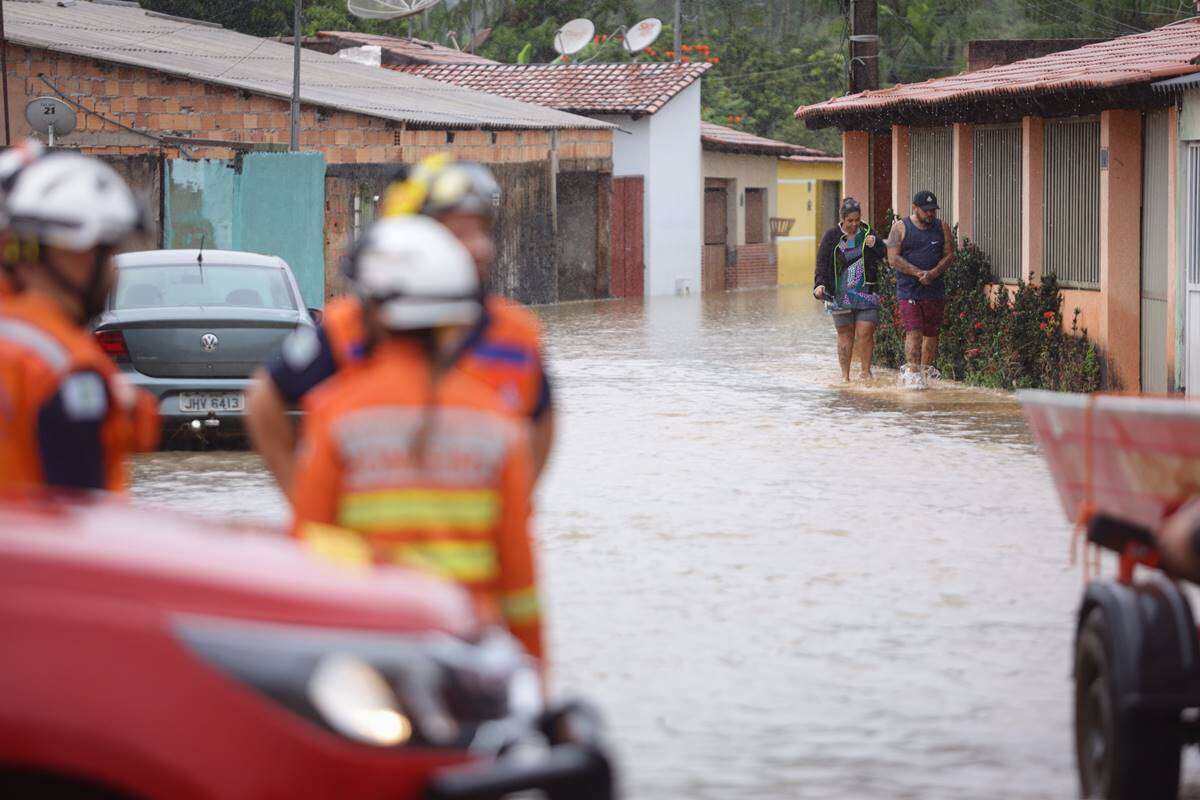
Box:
[776,159,843,286]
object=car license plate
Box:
[179,392,244,413]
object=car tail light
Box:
[94,330,130,363]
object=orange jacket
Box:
[291,339,543,660]
[0,293,159,491]
[312,294,549,421]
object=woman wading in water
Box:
[813,197,887,382]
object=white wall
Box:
[701,150,779,246]
[600,113,651,177]
[646,81,703,296]
[597,82,703,297]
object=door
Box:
[703,185,728,292]
[1187,144,1200,395]
[870,131,892,232]
[1141,110,1170,393]
[610,176,644,298]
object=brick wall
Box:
[726,243,777,290]
[4,44,613,165]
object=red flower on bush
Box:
[665,50,675,58]
[1038,322,1047,331]
[966,347,981,358]
[681,55,690,62]
[1043,311,1055,320]
[974,321,984,330]
[646,48,656,56]
[707,57,719,64]
[958,311,966,320]
[682,44,692,52]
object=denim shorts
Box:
[831,307,880,327]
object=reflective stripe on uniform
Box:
[501,587,540,624]
[388,540,498,582]
[0,317,70,373]
[336,488,501,533]
[299,522,374,569]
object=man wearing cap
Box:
[887,190,955,384]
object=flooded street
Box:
[131,286,1159,799]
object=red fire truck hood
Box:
[0,494,477,636]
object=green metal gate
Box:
[164,152,327,307]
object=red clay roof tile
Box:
[393,62,711,116]
[796,19,1200,126]
[700,122,837,158]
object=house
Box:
[776,153,846,288]
[389,60,711,297]
[796,19,1200,391]
[698,122,838,290]
[2,0,614,306]
[300,31,499,66]
[1152,73,1200,395]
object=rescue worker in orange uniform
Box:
[247,154,555,496]
[0,146,158,490]
[291,215,543,660]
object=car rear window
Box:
[113,264,298,311]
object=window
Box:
[909,126,954,216]
[1043,116,1100,288]
[114,264,298,310]
[972,124,1023,283]
[745,188,766,244]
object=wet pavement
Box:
[130,286,1186,799]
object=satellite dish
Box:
[624,18,662,54]
[553,18,594,56]
[25,97,76,146]
[347,0,442,19]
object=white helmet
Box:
[2,149,143,251]
[350,215,481,331]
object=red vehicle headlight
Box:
[172,615,541,752]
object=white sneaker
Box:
[899,364,928,390]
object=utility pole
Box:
[672,0,681,61]
[1,1,10,146]
[849,0,879,93]
[290,0,301,151]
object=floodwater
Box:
[130,286,1185,799]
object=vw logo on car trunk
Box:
[200,333,220,352]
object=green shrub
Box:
[874,239,1102,393]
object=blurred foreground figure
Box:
[291,216,544,661]
[248,154,555,495]
[0,143,157,490]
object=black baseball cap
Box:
[913,190,939,211]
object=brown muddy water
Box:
[131,286,1198,799]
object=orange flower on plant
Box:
[1038,322,1048,331]
[681,55,690,63]
[974,321,984,330]
[646,48,656,56]
[1043,311,1055,319]
[710,56,720,63]
[681,44,692,52]
[665,50,675,58]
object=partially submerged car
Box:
[93,250,315,447]
[0,495,614,800]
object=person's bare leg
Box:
[856,320,876,379]
[904,329,922,369]
[922,334,940,367]
[836,323,855,382]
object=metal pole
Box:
[1,1,11,146]
[673,0,681,62]
[290,0,301,151]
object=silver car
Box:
[94,249,314,447]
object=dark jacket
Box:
[813,223,888,298]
